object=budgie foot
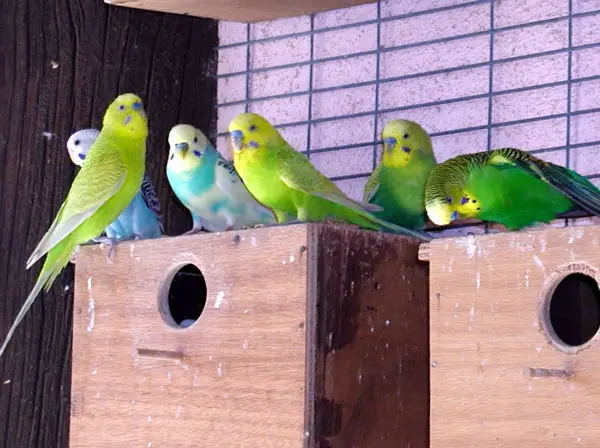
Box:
[69,246,81,265]
[183,227,206,236]
[92,236,118,262]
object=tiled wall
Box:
[216,0,600,235]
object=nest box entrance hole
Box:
[160,264,207,329]
[543,272,600,350]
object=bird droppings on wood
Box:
[214,291,225,309]
[86,277,95,332]
[532,255,547,278]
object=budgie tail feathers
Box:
[0,244,72,358]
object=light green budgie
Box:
[363,119,436,229]
[228,113,431,241]
[0,93,148,358]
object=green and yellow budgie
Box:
[363,119,436,229]
[0,93,148,358]
[227,113,431,241]
[425,147,600,230]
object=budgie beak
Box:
[383,137,397,151]
[230,129,244,152]
[451,210,458,221]
[174,142,189,158]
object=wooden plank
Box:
[429,226,600,447]
[105,0,378,23]
[71,226,308,447]
[308,224,430,447]
[0,0,217,445]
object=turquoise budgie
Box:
[0,93,148,359]
[167,124,276,233]
[67,128,163,241]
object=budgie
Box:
[67,128,163,241]
[363,119,436,229]
[425,147,600,230]
[227,112,431,241]
[166,124,276,233]
[0,93,148,358]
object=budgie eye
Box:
[403,133,409,139]
[74,139,81,146]
[249,125,257,132]
[445,196,452,204]
[193,137,198,143]
[118,105,125,111]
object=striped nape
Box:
[140,173,162,218]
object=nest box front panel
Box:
[428,226,600,447]
[70,226,309,447]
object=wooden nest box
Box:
[420,225,600,447]
[70,223,429,447]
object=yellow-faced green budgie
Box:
[425,147,600,230]
[67,128,163,240]
[363,119,436,229]
[167,124,276,233]
[227,113,431,241]
[0,93,148,359]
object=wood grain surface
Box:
[70,223,430,447]
[72,226,308,447]
[0,1,217,446]
[429,226,600,447]
[105,0,378,23]
[308,224,429,448]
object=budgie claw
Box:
[253,223,265,229]
[183,227,206,236]
[69,246,81,265]
[92,236,118,262]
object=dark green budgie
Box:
[424,147,600,230]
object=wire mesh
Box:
[216,0,600,235]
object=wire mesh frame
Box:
[217,0,600,232]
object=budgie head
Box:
[167,124,211,172]
[381,119,433,168]
[424,163,463,226]
[103,93,148,138]
[228,113,281,153]
[66,129,100,167]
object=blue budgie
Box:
[166,124,276,234]
[67,128,163,243]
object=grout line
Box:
[372,1,382,171]
[217,104,600,139]
[217,0,491,49]
[217,21,600,79]
[216,3,600,51]
[565,0,574,227]
[484,0,496,234]
[244,23,251,113]
[216,44,600,106]
[306,15,315,158]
